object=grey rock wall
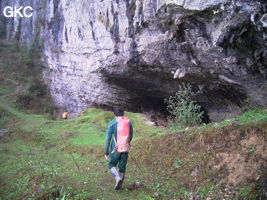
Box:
[0,0,266,121]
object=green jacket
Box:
[104,119,133,155]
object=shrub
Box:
[15,93,56,115]
[164,83,203,129]
[28,81,47,97]
[15,94,34,109]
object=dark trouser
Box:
[108,151,128,173]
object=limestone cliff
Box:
[0,0,266,121]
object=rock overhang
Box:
[0,0,266,121]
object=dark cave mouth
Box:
[128,95,167,114]
[102,73,249,124]
[125,94,211,124]
[126,95,169,123]
[91,94,170,125]
[101,85,212,125]
[102,73,172,118]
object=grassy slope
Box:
[0,107,164,200]
[0,103,162,199]
[0,66,164,199]
[0,40,266,200]
[131,110,267,199]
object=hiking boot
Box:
[114,172,125,190]
[110,167,122,190]
[115,176,123,190]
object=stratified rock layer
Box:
[0,0,266,121]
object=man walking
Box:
[104,107,133,190]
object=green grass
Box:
[0,93,164,199]
[1,90,266,200]
[238,109,267,123]
[169,108,267,136]
[0,131,157,200]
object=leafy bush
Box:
[18,38,43,72]
[15,92,55,115]
[19,48,35,68]
[15,94,34,109]
[164,83,203,129]
[28,81,47,97]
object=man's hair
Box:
[113,107,124,117]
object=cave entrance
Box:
[127,95,168,125]
[103,74,213,125]
[128,95,168,116]
[104,75,170,123]
[125,93,211,125]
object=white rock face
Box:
[43,0,123,113]
[158,0,230,11]
[0,0,266,120]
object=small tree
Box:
[164,83,203,129]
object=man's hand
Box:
[104,154,109,161]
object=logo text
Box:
[3,6,33,18]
